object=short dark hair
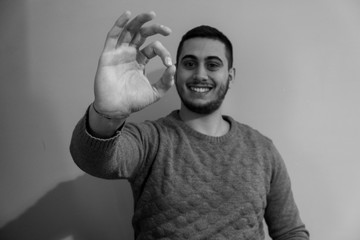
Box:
[176,25,233,69]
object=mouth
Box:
[187,83,214,93]
[189,87,212,93]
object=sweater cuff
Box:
[74,106,124,151]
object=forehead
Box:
[179,38,227,62]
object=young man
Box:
[70,11,309,239]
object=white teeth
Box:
[190,87,210,93]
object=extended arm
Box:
[70,108,159,179]
[70,11,173,178]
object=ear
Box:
[228,67,236,84]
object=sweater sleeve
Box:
[69,109,158,180]
[264,144,310,240]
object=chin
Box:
[182,99,224,115]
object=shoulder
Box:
[226,115,273,147]
[226,116,283,165]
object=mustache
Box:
[186,79,215,87]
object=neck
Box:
[179,105,229,137]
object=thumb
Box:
[152,65,176,99]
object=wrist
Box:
[88,103,126,138]
[92,102,129,120]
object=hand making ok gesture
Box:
[93,11,176,119]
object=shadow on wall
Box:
[0,174,134,240]
[0,68,179,240]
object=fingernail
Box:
[165,57,172,66]
[161,25,171,33]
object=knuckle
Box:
[152,40,162,48]
[139,26,149,36]
[106,31,114,38]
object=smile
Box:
[190,87,212,93]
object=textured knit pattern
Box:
[70,110,309,240]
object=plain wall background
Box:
[1,0,360,239]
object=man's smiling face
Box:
[175,37,235,114]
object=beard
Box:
[176,79,230,114]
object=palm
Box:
[95,46,157,116]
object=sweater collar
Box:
[167,110,236,143]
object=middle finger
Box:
[130,24,172,47]
[125,11,157,34]
[117,11,157,47]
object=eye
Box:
[182,60,197,70]
[206,61,222,71]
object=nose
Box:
[193,64,208,81]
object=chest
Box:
[141,139,270,210]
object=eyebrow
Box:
[181,54,223,63]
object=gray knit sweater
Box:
[70,110,309,240]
